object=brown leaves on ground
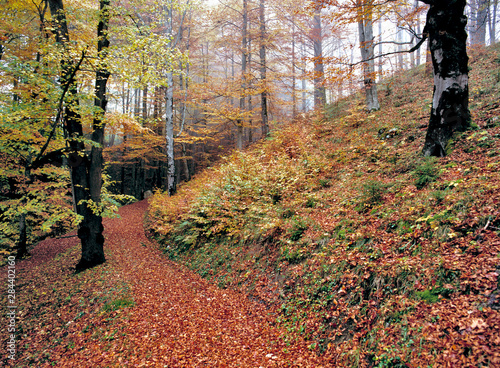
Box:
[0,200,326,367]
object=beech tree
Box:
[46,0,111,270]
[236,0,249,150]
[164,1,191,195]
[111,0,191,196]
[412,0,470,157]
[259,0,269,137]
[357,0,379,111]
[323,0,387,110]
[470,0,489,45]
[312,4,326,108]
[487,0,498,44]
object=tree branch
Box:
[408,33,427,52]
[344,48,421,68]
[29,49,87,170]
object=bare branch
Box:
[372,40,415,47]
[408,33,427,52]
[343,49,419,68]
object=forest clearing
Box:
[2,0,500,366]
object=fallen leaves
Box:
[1,200,327,367]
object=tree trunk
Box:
[165,71,176,195]
[301,40,307,112]
[77,0,110,270]
[292,16,297,118]
[17,162,31,258]
[397,25,404,69]
[236,0,248,150]
[259,0,269,137]
[248,33,253,143]
[415,0,421,66]
[142,85,148,125]
[17,213,28,258]
[182,143,190,182]
[312,5,326,108]
[420,0,470,157]
[163,2,184,196]
[378,20,383,76]
[425,39,433,76]
[358,0,380,111]
[471,0,488,45]
[48,0,108,271]
[490,1,498,44]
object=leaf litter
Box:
[1,200,325,367]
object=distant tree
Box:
[487,0,498,44]
[259,0,269,137]
[312,3,326,108]
[412,0,470,157]
[237,0,249,150]
[470,0,489,46]
[357,0,379,111]
[324,0,383,110]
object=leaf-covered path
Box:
[53,200,325,367]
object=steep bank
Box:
[148,44,500,366]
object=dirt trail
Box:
[53,200,325,367]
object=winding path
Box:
[58,200,325,367]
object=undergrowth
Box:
[148,43,500,367]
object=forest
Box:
[1,0,500,366]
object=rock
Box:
[144,190,153,199]
[388,128,399,136]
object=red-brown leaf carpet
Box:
[6,200,326,367]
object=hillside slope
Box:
[148,44,500,367]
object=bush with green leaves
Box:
[356,180,389,211]
[413,157,440,189]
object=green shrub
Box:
[360,180,388,206]
[289,219,308,241]
[415,289,439,303]
[374,354,408,368]
[281,246,306,264]
[319,178,331,188]
[413,158,440,189]
[102,297,135,312]
[282,208,295,219]
[431,190,447,204]
[305,197,317,208]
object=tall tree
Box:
[236,0,249,150]
[470,0,489,45]
[47,0,110,270]
[162,0,191,195]
[357,0,380,111]
[86,0,111,267]
[414,0,422,66]
[412,0,470,156]
[259,0,269,137]
[487,0,498,44]
[312,3,326,108]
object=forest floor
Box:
[1,200,326,367]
